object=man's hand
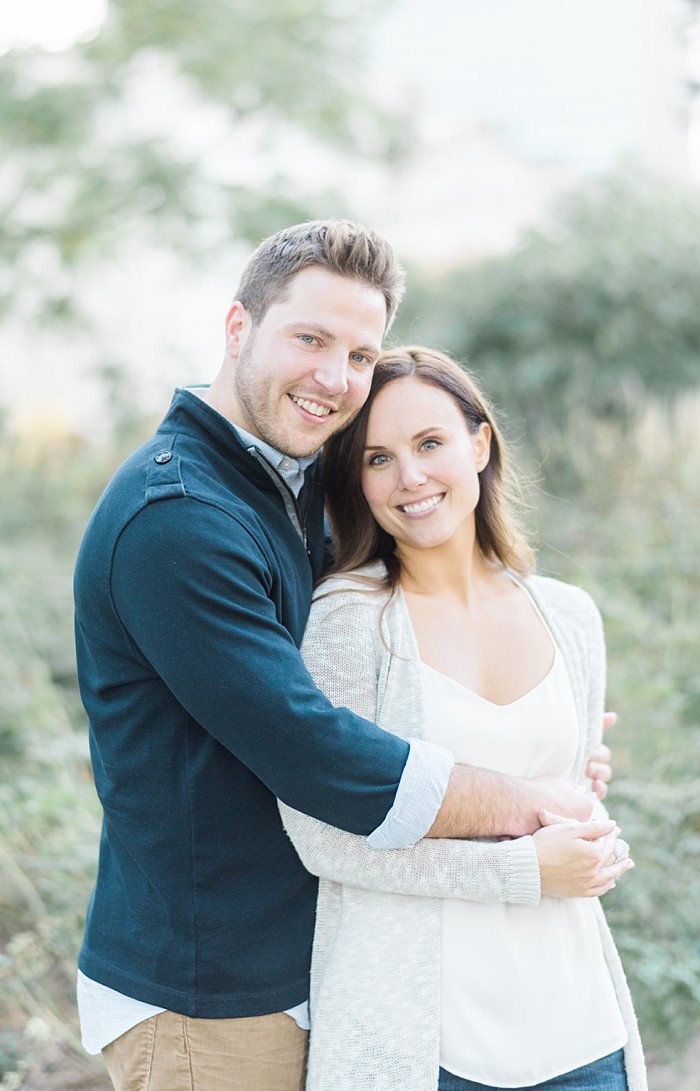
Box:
[522,776,593,834]
[586,711,617,801]
[427,715,615,841]
[428,765,596,840]
[533,809,635,898]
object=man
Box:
[74,220,617,1090]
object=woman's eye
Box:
[299,334,316,344]
[367,453,389,466]
[421,439,440,451]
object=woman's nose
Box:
[397,458,428,490]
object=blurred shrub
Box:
[535,393,700,1054]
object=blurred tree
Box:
[0,0,404,325]
[394,169,700,485]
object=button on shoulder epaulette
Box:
[146,443,184,500]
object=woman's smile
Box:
[396,493,446,516]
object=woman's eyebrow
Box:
[364,426,447,450]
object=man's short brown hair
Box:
[236,219,405,330]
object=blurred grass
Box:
[0,434,115,1085]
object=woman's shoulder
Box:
[522,571,602,627]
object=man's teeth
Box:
[400,495,443,515]
[290,395,332,417]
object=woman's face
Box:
[360,376,491,556]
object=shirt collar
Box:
[231,424,317,497]
[185,385,318,497]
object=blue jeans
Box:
[437,1049,628,1091]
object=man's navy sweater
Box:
[74,389,410,1017]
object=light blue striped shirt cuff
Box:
[366,739,454,849]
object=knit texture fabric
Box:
[279,563,647,1091]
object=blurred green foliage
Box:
[0,437,112,1081]
[533,398,700,1056]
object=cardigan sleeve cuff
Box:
[366,739,454,849]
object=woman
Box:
[279,347,645,1091]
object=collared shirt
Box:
[230,423,317,497]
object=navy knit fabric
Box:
[74,388,409,1017]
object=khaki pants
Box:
[102,1010,308,1091]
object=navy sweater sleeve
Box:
[107,496,409,835]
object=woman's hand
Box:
[533,809,635,899]
[585,711,616,801]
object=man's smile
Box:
[288,393,335,418]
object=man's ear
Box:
[474,422,492,472]
[224,301,251,358]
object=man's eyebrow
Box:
[282,322,381,357]
[357,344,383,358]
[283,321,336,341]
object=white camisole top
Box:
[422,594,626,1086]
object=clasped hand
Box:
[533,810,635,899]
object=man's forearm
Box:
[425,763,593,840]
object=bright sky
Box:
[371,0,688,172]
[0,0,107,52]
[0,0,688,171]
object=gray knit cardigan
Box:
[279,563,647,1091]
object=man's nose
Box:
[313,352,349,395]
